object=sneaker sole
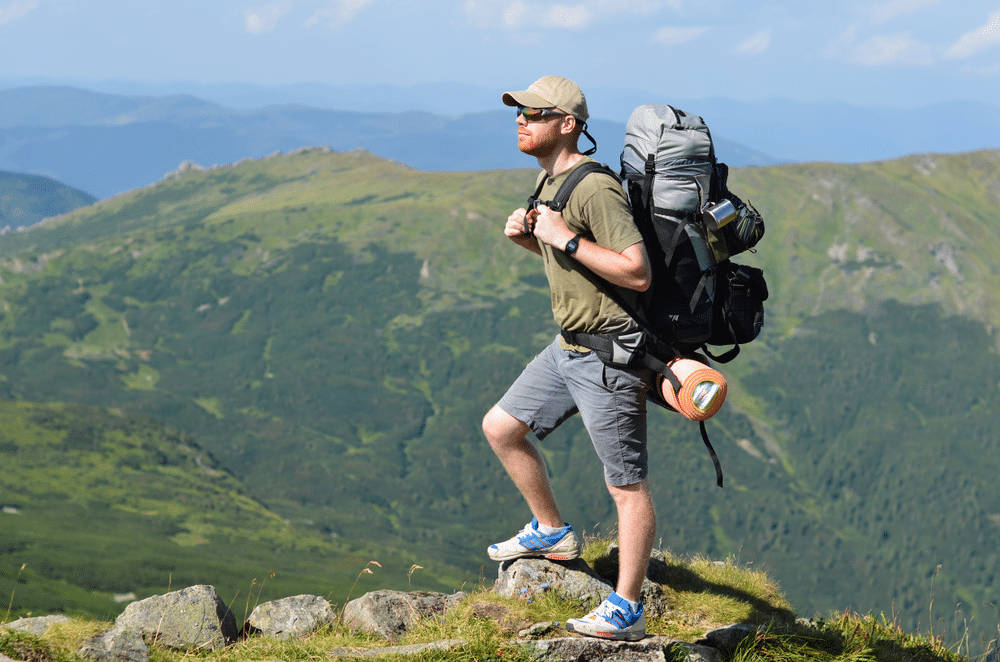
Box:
[486,549,580,562]
[565,621,646,641]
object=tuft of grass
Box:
[731,611,969,662]
[0,628,77,662]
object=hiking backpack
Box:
[528,104,769,486]
[619,104,767,361]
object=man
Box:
[482,75,655,641]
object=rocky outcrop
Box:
[77,585,239,662]
[2,555,764,662]
[522,635,722,662]
[497,547,672,618]
[78,628,149,662]
[247,594,336,640]
[341,590,466,640]
[1,615,73,637]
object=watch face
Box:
[566,235,580,254]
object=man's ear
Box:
[559,114,577,135]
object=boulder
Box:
[520,635,722,662]
[342,590,465,640]
[698,622,759,655]
[113,585,238,650]
[495,557,612,605]
[1,615,73,637]
[78,628,149,662]
[248,594,335,639]
[328,638,467,658]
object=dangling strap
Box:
[700,421,724,488]
[580,122,598,156]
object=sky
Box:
[1,0,999,113]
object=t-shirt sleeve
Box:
[569,175,642,253]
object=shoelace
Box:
[593,601,631,628]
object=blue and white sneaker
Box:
[487,517,580,562]
[565,592,646,641]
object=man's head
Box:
[503,76,589,159]
[501,75,589,122]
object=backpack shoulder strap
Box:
[536,161,619,212]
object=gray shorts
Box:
[498,337,653,486]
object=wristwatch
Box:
[564,233,583,255]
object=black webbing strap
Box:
[699,421,724,488]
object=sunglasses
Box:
[516,106,568,122]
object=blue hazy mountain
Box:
[1,83,997,199]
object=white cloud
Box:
[736,29,771,55]
[546,4,593,29]
[850,32,935,65]
[243,2,294,33]
[500,2,593,29]
[653,25,707,46]
[502,1,527,27]
[867,0,940,25]
[468,0,660,30]
[944,9,1000,60]
[305,0,379,29]
[0,0,38,27]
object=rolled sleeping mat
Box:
[657,356,727,422]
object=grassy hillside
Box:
[0,399,463,620]
[0,171,96,231]
[0,147,998,648]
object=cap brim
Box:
[501,90,555,108]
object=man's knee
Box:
[607,479,653,506]
[483,405,529,450]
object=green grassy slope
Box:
[0,147,997,646]
[0,399,464,620]
[0,171,96,232]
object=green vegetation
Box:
[0,171,95,232]
[0,400,463,621]
[0,147,998,653]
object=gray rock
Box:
[1,653,20,662]
[698,623,758,655]
[328,638,466,658]
[495,557,613,605]
[114,585,238,650]
[248,594,335,640]
[78,628,150,662]
[521,635,720,662]
[341,590,466,640]
[1,615,73,636]
[516,621,560,638]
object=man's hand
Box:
[505,208,542,254]
[530,203,575,251]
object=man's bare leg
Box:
[482,404,564,529]
[607,478,656,603]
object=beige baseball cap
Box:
[502,75,589,122]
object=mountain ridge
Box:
[1,146,998,646]
[5,84,999,200]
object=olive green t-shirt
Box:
[534,158,644,347]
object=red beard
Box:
[517,126,559,158]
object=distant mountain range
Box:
[2,83,997,200]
